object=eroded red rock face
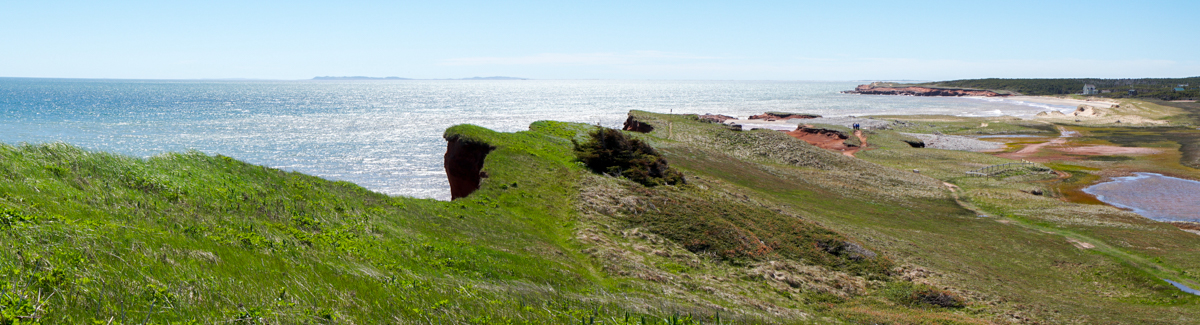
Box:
[845,84,1008,97]
[444,136,494,200]
[622,116,654,133]
[783,126,862,157]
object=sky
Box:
[2,0,1197,80]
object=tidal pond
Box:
[1083,173,1200,223]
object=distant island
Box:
[312,76,528,80]
[312,76,411,80]
[457,76,528,80]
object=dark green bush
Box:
[574,128,684,186]
[882,281,966,308]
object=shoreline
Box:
[976,95,1120,109]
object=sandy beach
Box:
[990,96,1119,109]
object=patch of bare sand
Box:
[1067,238,1096,249]
[1037,113,1169,126]
[1003,96,1119,108]
[1171,222,1200,236]
[1032,99,1174,126]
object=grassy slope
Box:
[3,127,741,323]
[0,122,918,324]
[0,139,618,324]
[625,111,1200,324]
[2,111,1198,324]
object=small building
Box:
[1128,89,1138,96]
[1175,87,1186,92]
[1083,84,1098,95]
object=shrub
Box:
[574,128,684,186]
[882,281,966,308]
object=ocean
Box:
[0,78,1072,200]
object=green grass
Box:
[0,139,772,324]
[3,111,1199,324]
[869,115,1059,136]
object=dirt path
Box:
[844,130,868,157]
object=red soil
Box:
[784,127,867,157]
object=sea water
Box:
[0,78,1072,200]
[1083,172,1200,223]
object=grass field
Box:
[1,111,1197,324]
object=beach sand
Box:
[986,96,1119,109]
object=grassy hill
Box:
[1,112,1197,323]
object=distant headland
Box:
[846,77,1200,100]
[312,76,528,81]
[843,82,1010,97]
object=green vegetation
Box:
[872,115,1059,136]
[574,127,685,186]
[882,282,965,309]
[2,112,1199,323]
[916,77,1200,100]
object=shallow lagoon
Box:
[1083,172,1200,223]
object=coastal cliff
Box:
[845,82,1009,97]
[444,135,494,199]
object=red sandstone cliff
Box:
[844,83,1008,97]
[622,115,655,133]
[444,136,494,200]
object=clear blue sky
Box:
[3,0,1197,80]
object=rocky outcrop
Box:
[844,83,1008,97]
[748,112,821,121]
[622,116,654,133]
[818,240,878,262]
[444,136,494,200]
[788,127,848,140]
[903,139,926,148]
[697,114,737,123]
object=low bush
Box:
[574,127,685,186]
[882,281,966,308]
